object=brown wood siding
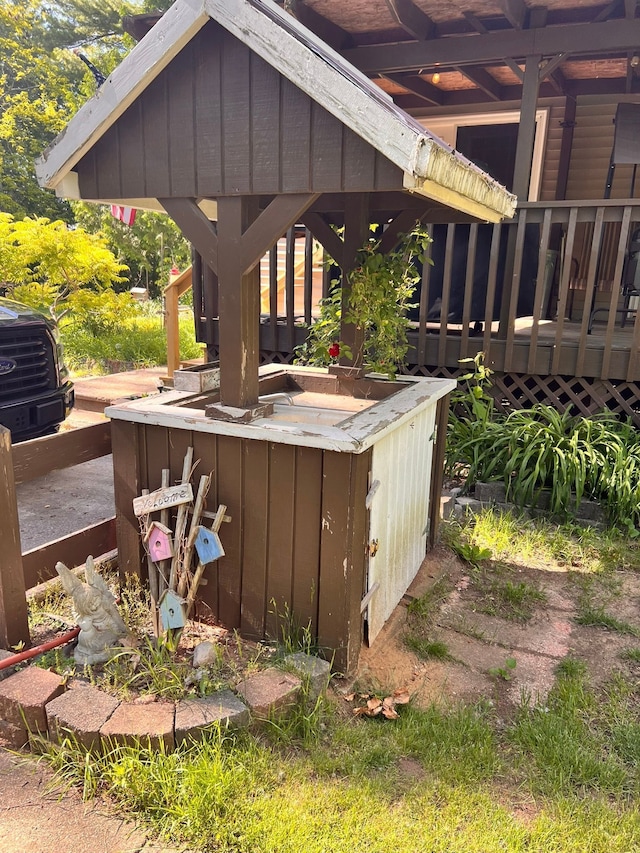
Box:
[566,97,640,201]
[76,21,403,201]
[112,422,371,672]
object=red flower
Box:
[328,342,340,358]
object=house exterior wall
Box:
[566,95,640,201]
[75,20,404,201]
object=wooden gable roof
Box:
[36,0,515,222]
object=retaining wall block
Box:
[100,700,175,751]
[284,653,331,702]
[236,668,302,718]
[46,682,121,749]
[0,667,65,735]
[174,690,250,745]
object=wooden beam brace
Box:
[285,0,354,49]
[385,0,435,40]
[378,210,426,254]
[240,193,319,275]
[160,198,218,275]
[593,0,622,21]
[462,11,489,33]
[499,0,528,29]
[301,211,345,263]
[539,52,568,81]
[461,11,524,79]
[455,65,503,100]
[504,58,525,80]
[381,72,444,105]
[548,68,569,96]
[343,18,640,73]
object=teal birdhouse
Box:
[159,589,186,631]
[145,521,174,562]
[194,526,225,564]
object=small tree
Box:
[0,213,127,319]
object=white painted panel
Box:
[366,402,437,643]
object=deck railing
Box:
[192,201,640,385]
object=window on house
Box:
[418,109,549,201]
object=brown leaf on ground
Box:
[382,707,399,720]
[367,697,382,710]
[344,693,356,702]
[392,688,411,705]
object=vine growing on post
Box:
[296,225,432,378]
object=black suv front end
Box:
[0,297,74,441]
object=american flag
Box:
[110,205,137,226]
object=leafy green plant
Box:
[489,657,517,681]
[451,540,492,568]
[296,226,431,378]
[446,355,640,531]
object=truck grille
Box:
[0,327,55,404]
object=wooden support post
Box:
[217,196,261,409]
[165,274,180,378]
[513,54,542,201]
[339,193,370,369]
[428,393,450,549]
[0,427,30,649]
[499,54,540,337]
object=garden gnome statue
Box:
[55,556,128,664]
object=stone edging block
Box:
[0,653,328,752]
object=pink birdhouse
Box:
[145,521,174,562]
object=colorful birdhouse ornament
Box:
[145,521,174,562]
[158,589,187,631]
[194,526,225,564]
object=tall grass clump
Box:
[446,354,640,531]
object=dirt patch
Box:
[351,542,640,711]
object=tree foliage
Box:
[0,0,193,293]
[72,202,191,295]
[0,212,126,318]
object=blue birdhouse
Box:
[145,521,174,562]
[159,589,186,631]
[194,526,225,564]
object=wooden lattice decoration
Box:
[412,365,640,427]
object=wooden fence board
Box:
[12,421,111,485]
[21,517,117,590]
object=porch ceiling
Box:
[270,0,640,104]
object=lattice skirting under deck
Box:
[409,365,640,427]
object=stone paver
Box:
[100,700,175,750]
[0,668,65,741]
[438,608,574,660]
[46,682,121,748]
[236,668,301,717]
[174,690,249,744]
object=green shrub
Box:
[446,355,640,531]
[61,313,202,373]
